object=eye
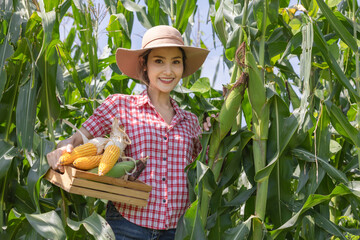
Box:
[154,59,163,64]
[173,59,182,64]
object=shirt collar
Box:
[135,89,187,120]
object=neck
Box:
[147,87,172,108]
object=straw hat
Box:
[115,25,209,80]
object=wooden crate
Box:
[44,166,152,207]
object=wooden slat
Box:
[44,167,152,207]
[69,186,148,207]
[72,178,149,200]
[71,167,152,192]
[44,168,73,192]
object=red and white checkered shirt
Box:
[82,90,202,230]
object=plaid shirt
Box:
[82,90,202,230]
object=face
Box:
[145,47,184,94]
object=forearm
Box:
[57,126,93,149]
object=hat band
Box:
[142,36,184,49]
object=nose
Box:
[163,63,172,75]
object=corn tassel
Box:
[98,144,121,176]
[59,142,97,165]
[73,155,103,170]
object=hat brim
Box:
[115,45,209,81]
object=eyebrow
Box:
[152,55,182,60]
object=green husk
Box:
[208,72,248,168]
[88,160,138,178]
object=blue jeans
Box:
[106,202,175,240]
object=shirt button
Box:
[163,199,166,203]
[163,136,167,141]
[162,177,166,181]
[163,157,166,161]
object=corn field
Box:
[1,0,360,239]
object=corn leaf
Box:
[158,0,172,16]
[224,187,256,207]
[27,137,54,212]
[147,0,168,25]
[223,216,253,240]
[175,0,196,34]
[175,199,206,240]
[56,42,93,115]
[225,26,240,61]
[0,13,16,102]
[213,0,227,47]
[0,141,18,179]
[16,70,38,151]
[190,77,211,93]
[313,211,347,240]
[37,39,61,125]
[325,100,360,148]
[14,183,36,214]
[25,211,66,240]
[253,0,265,32]
[67,212,115,240]
[268,0,279,24]
[122,0,153,29]
[313,24,360,102]
[271,184,352,238]
[292,148,349,184]
[197,161,217,193]
[316,0,358,52]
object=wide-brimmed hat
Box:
[115,25,209,80]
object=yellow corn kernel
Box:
[59,142,97,165]
[98,144,121,176]
[73,155,103,170]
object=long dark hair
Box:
[138,48,187,86]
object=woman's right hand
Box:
[46,138,75,173]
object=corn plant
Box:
[1,0,360,239]
[177,0,360,239]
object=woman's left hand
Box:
[203,114,216,131]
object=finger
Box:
[66,144,73,153]
[57,164,65,173]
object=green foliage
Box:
[0,0,360,239]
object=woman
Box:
[47,25,210,239]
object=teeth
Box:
[160,78,173,82]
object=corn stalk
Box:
[249,0,269,238]
[353,0,360,170]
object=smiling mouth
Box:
[159,78,174,83]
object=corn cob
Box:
[59,142,97,165]
[246,51,266,117]
[89,160,138,178]
[73,155,103,170]
[59,120,110,165]
[208,72,248,167]
[98,144,121,176]
[97,118,131,176]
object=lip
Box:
[159,77,174,84]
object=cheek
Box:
[175,65,184,76]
